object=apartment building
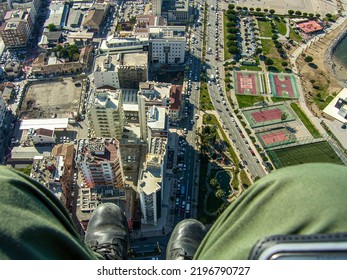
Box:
[89,89,125,139]
[0,9,33,48]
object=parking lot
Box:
[19,77,83,119]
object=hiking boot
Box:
[166,219,207,260]
[85,203,130,260]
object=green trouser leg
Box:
[0,166,96,259]
[194,163,347,260]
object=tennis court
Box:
[257,128,296,148]
[269,73,299,99]
[267,141,344,168]
[243,104,295,128]
[234,71,263,95]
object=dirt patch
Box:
[20,77,83,119]
[295,20,347,117]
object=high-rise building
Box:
[76,138,125,192]
[89,89,125,139]
[152,0,162,16]
[138,152,163,225]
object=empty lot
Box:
[20,78,83,119]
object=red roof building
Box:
[297,20,323,34]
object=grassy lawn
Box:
[236,95,265,108]
[199,81,214,110]
[290,102,321,138]
[16,164,32,176]
[312,85,335,110]
[274,19,287,36]
[240,65,262,71]
[271,96,295,103]
[261,39,284,72]
[289,27,302,43]
[257,19,273,37]
[268,141,344,168]
[223,13,232,61]
[240,169,252,187]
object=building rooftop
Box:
[139,81,172,101]
[323,88,347,123]
[148,26,186,39]
[297,20,323,34]
[169,85,182,110]
[76,138,121,164]
[94,52,148,72]
[147,105,167,130]
[45,2,66,27]
[19,118,69,131]
[94,89,121,110]
[139,154,162,195]
[10,146,53,160]
[30,156,63,199]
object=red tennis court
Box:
[260,130,288,145]
[251,108,282,123]
[235,72,257,95]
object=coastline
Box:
[324,19,347,85]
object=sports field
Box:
[243,104,295,128]
[234,71,263,96]
[267,141,344,168]
[257,128,296,148]
[269,73,299,99]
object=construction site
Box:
[19,77,84,119]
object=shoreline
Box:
[324,19,347,85]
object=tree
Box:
[326,13,333,19]
[227,33,237,40]
[228,4,235,10]
[48,23,57,32]
[215,189,225,199]
[210,178,219,188]
[265,58,274,65]
[281,61,288,67]
[309,13,314,18]
[304,56,313,63]
[288,10,294,15]
[264,8,268,13]
[242,6,248,11]
[295,10,302,16]
[272,34,279,40]
[256,7,261,12]
[255,47,263,54]
[250,7,254,12]
[236,6,242,10]
[316,13,321,18]
[269,9,275,15]
[303,12,308,17]
[281,112,288,122]
[129,16,136,24]
[228,46,240,54]
[227,27,238,34]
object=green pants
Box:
[0,163,346,259]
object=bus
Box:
[180,185,185,196]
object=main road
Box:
[203,0,266,178]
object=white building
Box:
[93,54,120,89]
[99,26,186,66]
[152,0,162,16]
[138,153,163,225]
[149,26,186,64]
[89,89,125,139]
[93,52,148,89]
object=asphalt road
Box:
[203,0,266,179]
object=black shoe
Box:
[85,203,130,260]
[166,219,207,260]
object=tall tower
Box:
[152,0,162,16]
[89,89,125,139]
